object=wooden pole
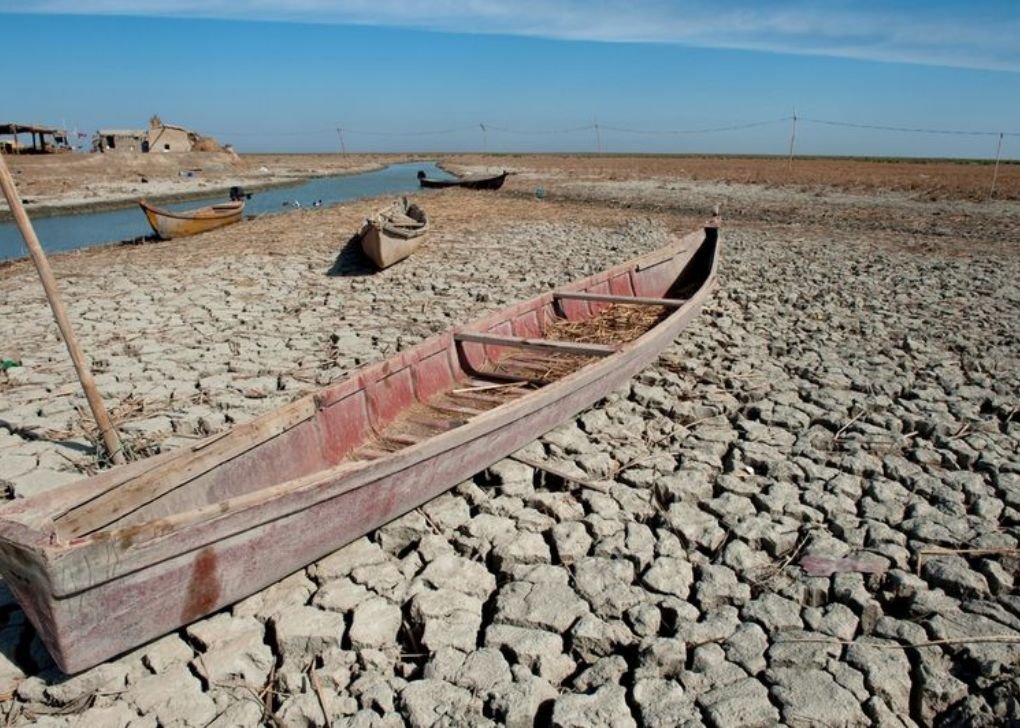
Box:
[787,110,798,171]
[990,132,1004,198]
[480,123,487,153]
[0,152,125,464]
[593,114,602,154]
[335,127,346,156]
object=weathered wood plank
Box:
[554,291,685,307]
[454,332,618,357]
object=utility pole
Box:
[990,132,1004,198]
[787,109,798,171]
[336,127,346,156]
[593,114,602,154]
[480,123,487,153]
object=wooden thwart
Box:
[455,332,618,357]
[554,291,686,307]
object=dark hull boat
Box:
[417,170,509,190]
[0,219,720,673]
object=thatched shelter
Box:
[0,123,70,154]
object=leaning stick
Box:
[0,152,125,464]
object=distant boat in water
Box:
[138,194,245,240]
[417,169,509,190]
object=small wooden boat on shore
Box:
[358,198,429,269]
[139,198,245,240]
[417,169,510,190]
[0,217,719,673]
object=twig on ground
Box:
[833,410,866,442]
[508,452,601,489]
[309,667,331,724]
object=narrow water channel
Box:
[0,161,454,261]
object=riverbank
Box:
[4,151,1017,224]
[0,152,415,222]
[0,158,1019,726]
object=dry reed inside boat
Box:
[492,302,670,383]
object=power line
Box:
[802,117,1020,137]
[481,124,594,135]
[601,118,789,135]
[205,116,1018,140]
[337,126,479,137]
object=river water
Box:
[0,161,453,261]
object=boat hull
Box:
[418,172,508,190]
[0,225,718,673]
[359,200,429,268]
[139,199,244,240]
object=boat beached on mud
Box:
[358,197,429,269]
[0,217,720,673]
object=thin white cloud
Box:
[5,0,1018,72]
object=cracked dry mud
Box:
[0,157,1018,727]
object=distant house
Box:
[94,129,146,153]
[0,123,71,154]
[91,117,221,154]
[146,122,196,153]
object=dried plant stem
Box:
[309,667,331,724]
[784,636,1020,649]
[508,453,600,489]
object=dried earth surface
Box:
[0,153,1018,727]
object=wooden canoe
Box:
[359,198,429,269]
[139,198,245,240]
[417,170,509,190]
[0,220,720,673]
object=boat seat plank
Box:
[428,401,488,417]
[404,415,465,432]
[382,433,423,447]
[462,378,531,390]
[466,371,545,386]
[554,291,686,307]
[454,332,618,357]
[353,447,390,461]
[447,390,518,406]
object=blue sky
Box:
[2,2,1018,158]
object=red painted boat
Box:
[0,218,720,673]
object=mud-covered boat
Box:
[417,170,509,190]
[359,197,429,269]
[0,217,720,673]
[139,198,245,240]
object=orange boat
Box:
[0,217,719,673]
[138,198,245,240]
